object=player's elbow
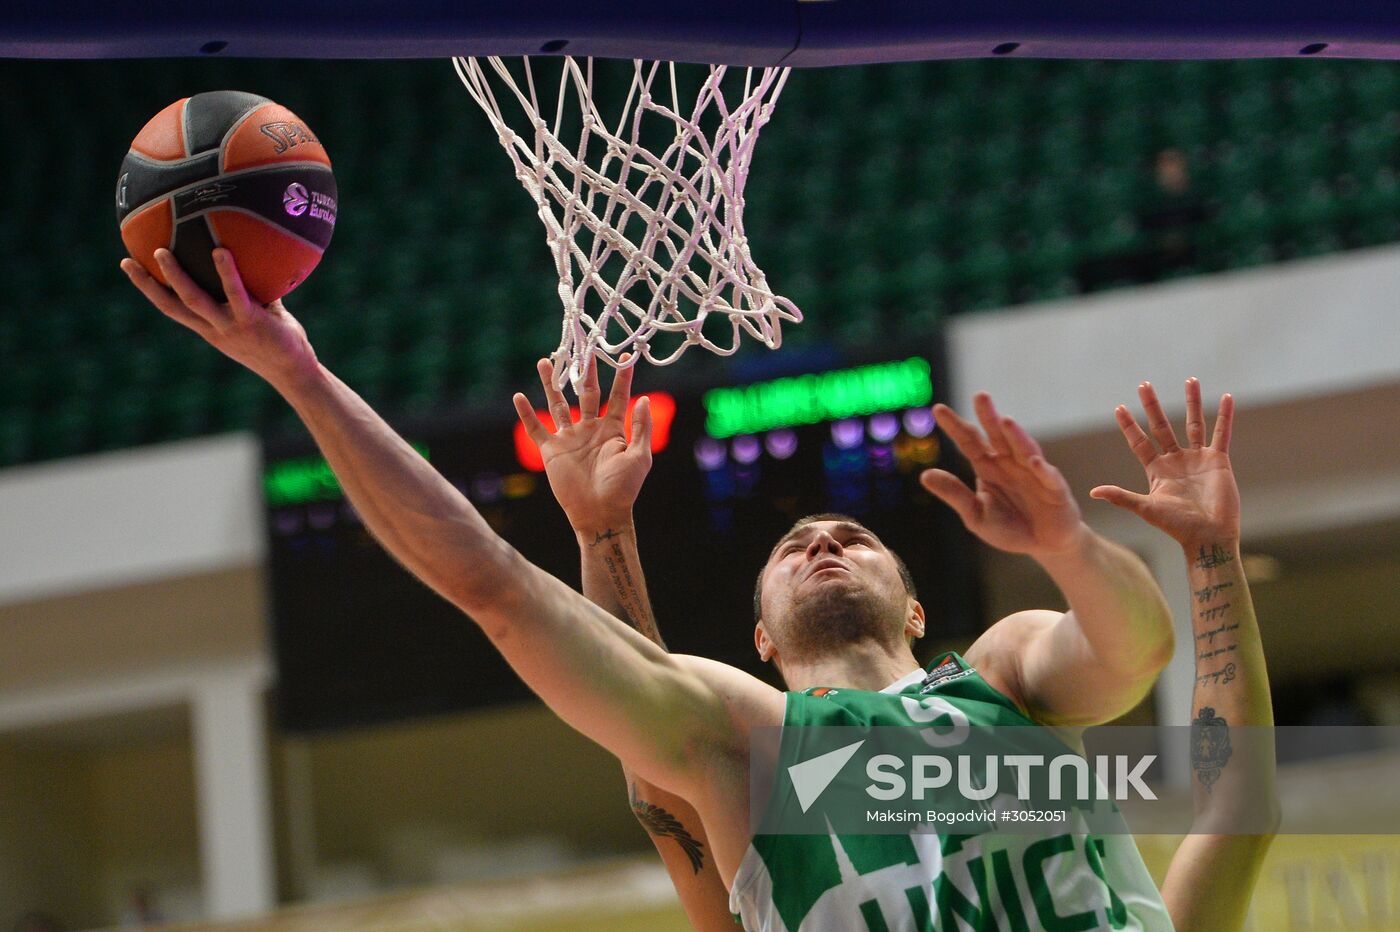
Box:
[1104,613,1174,683]
[1251,791,1283,838]
[1128,596,1176,677]
[1141,619,1175,676]
[443,534,531,621]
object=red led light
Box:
[514,391,677,472]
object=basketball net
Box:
[452,56,801,389]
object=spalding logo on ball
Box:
[116,91,337,305]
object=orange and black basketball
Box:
[116,91,337,305]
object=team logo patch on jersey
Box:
[920,653,974,692]
[809,687,840,698]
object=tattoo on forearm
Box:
[1195,622,1240,645]
[600,539,664,646]
[1196,662,1237,688]
[1197,644,1238,661]
[1198,602,1232,622]
[1193,582,1234,604]
[630,783,706,873]
[590,528,623,546]
[1193,544,1236,570]
[1191,706,1234,792]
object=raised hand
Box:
[921,393,1086,557]
[121,248,318,389]
[1089,379,1239,547]
[513,356,654,533]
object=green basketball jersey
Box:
[728,652,1174,931]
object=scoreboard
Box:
[264,341,982,732]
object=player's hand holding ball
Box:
[122,249,319,391]
[117,91,335,389]
[920,393,1088,557]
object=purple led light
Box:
[903,407,936,438]
[765,428,798,460]
[694,437,727,471]
[308,504,337,531]
[869,412,899,443]
[472,474,504,503]
[831,418,864,450]
[273,510,304,535]
[732,435,762,465]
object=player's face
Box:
[757,519,911,656]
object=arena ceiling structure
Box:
[6,0,1400,63]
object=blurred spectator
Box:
[10,913,63,932]
[1138,148,1212,276]
[1076,148,1213,291]
[119,886,164,928]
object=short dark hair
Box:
[753,513,917,622]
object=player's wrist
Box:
[1028,521,1097,564]
[573,516,637,547]
[1179,535,1242,560]
[265,353,327,398]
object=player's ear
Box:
[754,621,777,663]
[904,600,926,642]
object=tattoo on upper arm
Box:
[630,783,706,873]
[1191,706,1233,792]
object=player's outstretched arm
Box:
[516,358,736,931]
[923,393,1174,727]
[121,249,782,806]
[1092,380,1278,932]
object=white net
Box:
[452,56,801,389]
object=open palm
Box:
[513,356,653,532]
[1090,379,1239,546]
[921,393,1085,557]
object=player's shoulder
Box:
[670,653,787,728]
[964,609,1064,718]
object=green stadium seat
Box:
[0,409,31,466]
[218,375,274,432]
[7,57,1400,471]
[34,399,91,461]
[153,378,213,440]
[97,389,151,449]
[956,243,1014,310]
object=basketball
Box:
[115,90,337,305]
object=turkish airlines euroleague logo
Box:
[260,121,319,154]
[282,183,309,216]
[283,182,337,226]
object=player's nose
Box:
[806,530,843,558]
